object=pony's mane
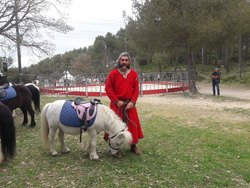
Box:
[25,83,40,91]
[99,104,126,132]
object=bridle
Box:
[108,129,125,154]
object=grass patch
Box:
[0,95,249,187]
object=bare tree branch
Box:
[0,0,73,59]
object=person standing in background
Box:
[211,67,221,96]
[104,52,144,158]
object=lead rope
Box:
[124,110,138,127]
[118,104,138,127]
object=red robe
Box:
[104,68,144,144]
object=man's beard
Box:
[118,63,130,69]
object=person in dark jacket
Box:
[211,67,221,96]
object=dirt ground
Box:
[136,81,250,111]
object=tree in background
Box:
[126,0,250,93]
[70,53,94,74]
[0,0,73,66]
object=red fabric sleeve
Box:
[131,71,139,103]
[105,70,119,104]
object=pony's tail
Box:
[33,90,40,113]
[0,104,16,159]
[27,85,40,113]
[41,103,50,148]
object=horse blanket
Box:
[0,87,17,101]
[60,101,97,128]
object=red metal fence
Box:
[40,81,189,97]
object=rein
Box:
[124,110,138,127]
[108,129,125,151]
[118,100,138,127]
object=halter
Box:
[108,129,125,154]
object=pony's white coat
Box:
[41,100,132,160]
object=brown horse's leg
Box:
[20,107,28,126]
[0,145,5,164]
[26,106,36,127]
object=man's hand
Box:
[125,101,134,110]
[116,100,124,108]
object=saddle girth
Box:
[71,97,101,142]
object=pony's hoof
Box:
[62,150,71,154]
[21,123,26,126]
[52,153,59,157]
[89,155,100,161]
[112,150,122,158]
[29,124,36,128]
[0,156,5,165]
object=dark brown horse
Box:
[25,83,40,113]
[0,102,16,164]
[0,76,36,127]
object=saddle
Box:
[71,97,101,122]
[71,97,101,142]
[0,83,9,98]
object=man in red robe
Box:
[104,52,144,158]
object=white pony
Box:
[41,100,132,160]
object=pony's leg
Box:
[20,107,28,126]
[87,130,99,160]
[48,127,59,156]
[58,128,70,154]
[26,106,36,127]
[12,110,16,117]
[0,145,5,165]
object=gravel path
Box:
[137,82,250,111]
[54,82,249,111]
[197,82,250,100]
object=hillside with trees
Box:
[2,0,250,92]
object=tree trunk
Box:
[186,49,197,93]
[201,47,204,73]
[158,60,162,77]
[245,34,249,60]
[170,56,173,65]
[239,35,242,79]
[204,47,207,65]
[215,50,219,67]
[207,49,211,65]
[174,56,179,71]
[225,47,230,73]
